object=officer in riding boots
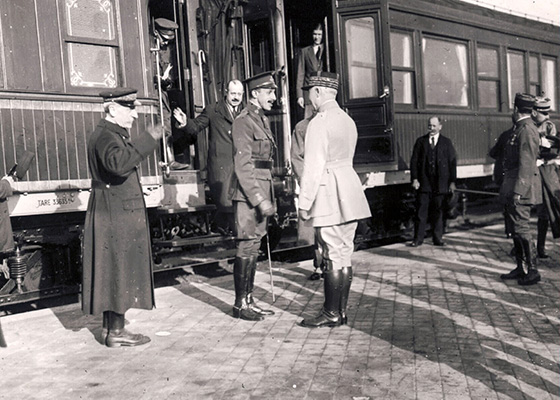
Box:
[500,93,542,286]
[230,72,277,321]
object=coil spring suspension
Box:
[8,246,27,294]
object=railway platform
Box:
[0,222,558,400]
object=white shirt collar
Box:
[429,133,440,146]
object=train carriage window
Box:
[390,31,414,105]
[542,57,557,110]
[344,17,378,99]
[507,51,525,108]
[529,55,540,95]
[422,37,469,107]
[63,0,118,88]
[477,47,499,109]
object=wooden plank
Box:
[31,102,50,180]
[62,105,79,180]
[0,104,16,174]
[35,0,64,92]
[119,1,145,91]
[72,103,88,179]
[2,0,42,90]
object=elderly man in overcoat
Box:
[500,93,542,286]
[230,71,277,321]
[82,88,163,347]
[298,71,371,328]
[173,79,244,235]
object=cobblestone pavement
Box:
[0,223,558,400]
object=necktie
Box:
[430,137,435,149]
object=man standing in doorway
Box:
[296,24,325,120]
[410,116,457,247]
[173,79,245,235]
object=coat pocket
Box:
[122,198,144,210]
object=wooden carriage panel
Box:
[2,0,42,91]
[36,0,65,92]
[0,104,16,174]
[119,1,148,96]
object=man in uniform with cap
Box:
[500,93,542,285]
[82,88,163,347]
[153,17,189,170]
[298,71,371,328]
[230,71,277,321]
[532,96,560,258]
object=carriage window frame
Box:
[506,49,527,109]
[476,45,500,110]
[420,34,471,109]
[60,0,121,92]
[340,14,382,102]
[390,29,416,107]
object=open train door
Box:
[332,1,396,170]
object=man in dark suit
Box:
[296,24,325,119]
[173,79,244,235]
[410,116,457,247]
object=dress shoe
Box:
[106,329,151,348]
[308,271,321,280]
[500,267,525,280]
[537,250,549,259]
[168,161,190,170]
[518,269,541,286]
[409,241,422,247]
[433,240,445,246]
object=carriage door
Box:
[334,5,395,169]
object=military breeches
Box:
[234,200,268,258]
[504,202,532,242]
[315,221,358,270]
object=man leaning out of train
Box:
[81,87,163,347]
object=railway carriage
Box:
[0,0,557,305]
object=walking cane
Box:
[266,233,275,303]
[151,31,170,177]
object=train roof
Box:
[386,0,560,44]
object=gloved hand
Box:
[2,176,15,186]
[258,199,276,217]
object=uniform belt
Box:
[91,180,111,189]
[254,160,273,169]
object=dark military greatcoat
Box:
[82,119,158,316]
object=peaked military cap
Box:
[302,71,339,91]
[155,18,178,40]
[534,96,551,113]
[514,93,535,112]
[100,87,141,108]
[245,71,277,91]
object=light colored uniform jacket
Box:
[299,100,371,227]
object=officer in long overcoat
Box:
[82,88,163,347]
[173,79,244,234]
[298,71,371,328]
[500,93,542,286]
[230,72,277,321]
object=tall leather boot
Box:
[233,257,264,321]
[537,219,549,259]
[300,269,341,328]
[339,267,353,325]
[518,238,541,286]
[246,255,274,316]
[501,237,525,280]
[105,312,150,348]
